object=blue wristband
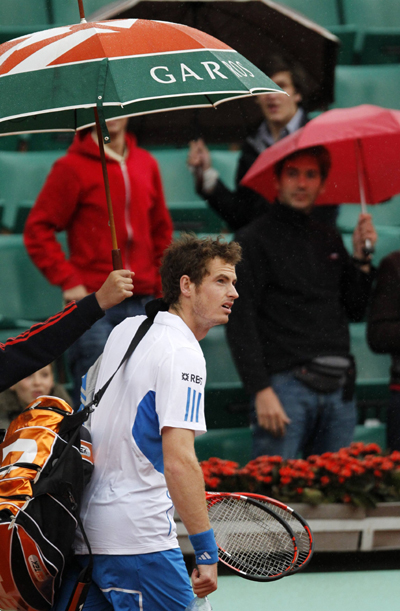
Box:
[189,528,219,565]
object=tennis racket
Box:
[205,492,298,582]
[237,492,314,574]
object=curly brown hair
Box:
[161,234,242,307]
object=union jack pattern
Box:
[0,18,230,77]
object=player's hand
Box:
[352,213,377,262]
[191,564,218,598]
[63,285,89,304]
[95,270,134,310]
[255,387,291,437]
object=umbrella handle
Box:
[93,108,123,270]
[356,141,374,258]
[363,239,374,257]
[112,249,123,270]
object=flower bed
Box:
[200,442,400,508]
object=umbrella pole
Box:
[94,108,123,270]
[355,139,374,256]
[77,0,87,22]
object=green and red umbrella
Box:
[0,13,282,266]
[0,18,281,137]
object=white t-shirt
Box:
[74,311,207,555]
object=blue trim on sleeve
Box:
[190,389,197,422]
[184,387,203,423]
[184,387,191,421]
[195,392,201,423]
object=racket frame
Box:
[205,492,299,582]
[236,492,314,574]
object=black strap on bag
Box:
[89,316,153,408]
[89,298,169,409]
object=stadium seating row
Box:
[0,148,239,233]
[194,422,388,465]
[1,0,399,66]
[1,147,400,237]
[0,0,398,30]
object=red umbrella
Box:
[241,105,400,209]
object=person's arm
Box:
[367,254,400,354]
[340,214,377,321]
[226,236,270,393]
[187,139,268,231]
[226,236,290,435]
[0,270,134,392]
[23,158,85,291]
[162,427,218,598]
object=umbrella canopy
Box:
[89,0,339,145]
[0,18,282,138]
[241,105,400,206]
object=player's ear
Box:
[180,275,193,298]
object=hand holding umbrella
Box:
[352,213,378,267]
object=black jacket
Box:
[226,203,374,394]
[367,250,400,386]
[0,294,104,392]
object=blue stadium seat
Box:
[150,148,239,233]
[328,25,357,64]
[51,0,115,24]
[342,0,400,28]
[194,423,386,464]
[337,197,400,232]
[0,234,63,323]
[195,428,251,465]
[357,29,400,64]
[333,65,400,110]
[0,151,63,231]
[199,325,249,429]
[277,0,340,27]
[341,225,400,267]
[0,0,50,26]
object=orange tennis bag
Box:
[0,396,93,611]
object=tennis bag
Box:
[0,395,93,611]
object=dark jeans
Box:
[68,295,153,408]
[251,371,357,459]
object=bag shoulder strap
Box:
[90,316,154,408]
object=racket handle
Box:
[185,596,213,610]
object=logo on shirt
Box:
[329,252,339,260]
[182,372,203,385]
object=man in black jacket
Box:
[188,58,339,230]
[226,146,377,459]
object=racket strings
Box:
[261,504,311,567]
[207,497,296,578]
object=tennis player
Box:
[56,234,241,611]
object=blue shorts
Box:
[54,549,194,611]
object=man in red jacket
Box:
[24,118,173,406]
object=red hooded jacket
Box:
[24,132,172,296]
